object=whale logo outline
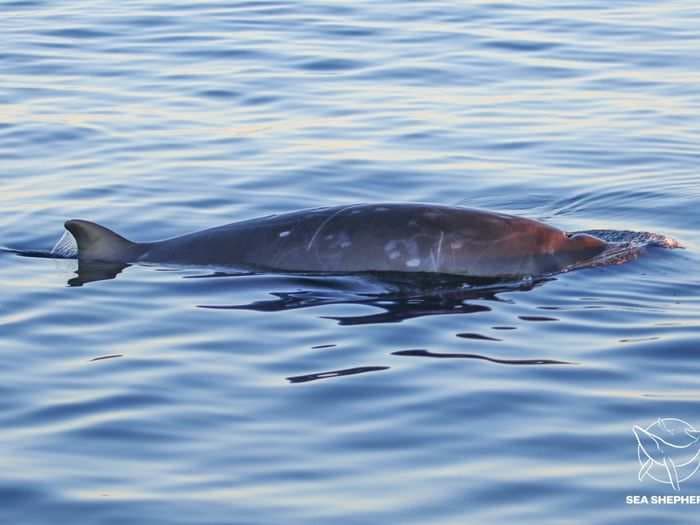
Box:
[633,418,700,491]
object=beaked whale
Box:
[64,203,608,278]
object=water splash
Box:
[50,230,78,258]
[567,230,683,271]
[579,230,683,249]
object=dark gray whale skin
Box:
[65,203,607,278]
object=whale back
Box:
[63,205,609,277]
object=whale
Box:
[64,203,608,279]
[633,419,700,491]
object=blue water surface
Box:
[1,2,699,524]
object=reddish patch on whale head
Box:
[566,233,607,256]
[556,233,608,267]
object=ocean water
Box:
[1,1,699,524]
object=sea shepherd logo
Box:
[633,418,700,491]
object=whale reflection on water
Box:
[197,271,531,325]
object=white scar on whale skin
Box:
[306,204,358,252]
[432,231,445,272]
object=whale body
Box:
[64,203,608,278]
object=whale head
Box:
[553,233,608,269]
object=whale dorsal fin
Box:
[65,219,143,263]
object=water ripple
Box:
[1,1,699,523]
